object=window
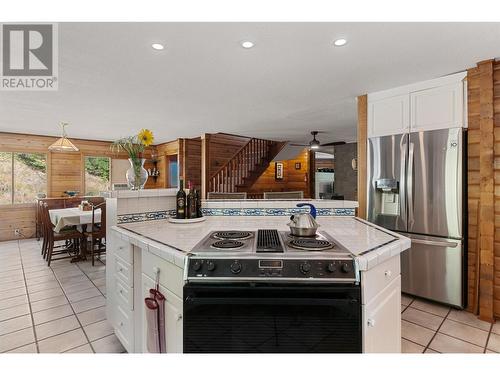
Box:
[85,156,110,195]
[0,152,47,205]
[168,155,178,188]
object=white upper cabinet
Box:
[368,93,409,137]
[367,71,466,138]
[410,81,464,132]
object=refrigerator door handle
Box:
[407,142,415,227]
[400,136,407,226]
[411,238,458,248]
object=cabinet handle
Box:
[119,289,123,294]
[367,318,376,327]
[120,322,124,327]
[176,314,183,321]
[384,270,392,277]
[119,267,123,272]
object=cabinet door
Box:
[362,276,401,353]
[142,274,184,353]
[410,82,464,132]
[368,94,409,137]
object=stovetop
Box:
[190,229,352,258]
[186,229,358,283]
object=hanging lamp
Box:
[48,122,79,152]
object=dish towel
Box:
[144,277,166,353]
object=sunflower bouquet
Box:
[111,129,155,189]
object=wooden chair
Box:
[40,203,84,266]
[84,202,106,266]
[263,191,304,199]
[207,192,247,200]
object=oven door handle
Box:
[185,297,359,306]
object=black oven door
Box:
[183,283,361,353]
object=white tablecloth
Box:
[49,208,101,233]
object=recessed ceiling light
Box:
[333,38,347,47]
[241,41,255,49]
[151,43,164,50]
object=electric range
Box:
[183,229,362,353]
[185,229,358,283]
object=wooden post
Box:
[477,59,495,322]
[201,134,210,199]
[357,95,368,219]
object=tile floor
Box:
[0,238,124,353]
[1,238,500,354]
[401,294,500,353]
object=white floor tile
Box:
[429,333,484,353]
[91,334,125,353]
[77,306,107,326]
[401,338,425,353]
[0,304,30,322]
[402,307,445,331]
[35,315,80,340]
[439,319,489,347]
[71,295,106,314]
[32,304,74,325]
[0,314,32,336]
[38,328,88,353]
[0,326,35,353]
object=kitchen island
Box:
[106,213,410,353]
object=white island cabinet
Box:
[106,216,410,353]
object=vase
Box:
[126,158,148,190]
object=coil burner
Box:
[288,238,334,251]
[212,231,253,240]
[211,240,245,249]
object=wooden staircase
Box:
[208,138,286,194]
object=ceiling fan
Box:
[289,131,345,151]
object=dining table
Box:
[48,207,101,262]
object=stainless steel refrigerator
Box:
[367,128,466,308]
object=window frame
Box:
[0,151,48,206]
[83,154,112,196]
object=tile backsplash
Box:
[113,195,357,224]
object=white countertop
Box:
[112,216,410,271]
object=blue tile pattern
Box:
[117,210,172,224]
[117,207,354,224]
[201,207,355,217]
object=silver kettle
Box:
[287,203,319,237]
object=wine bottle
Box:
[187,181,197,219]
[194,188,202,217]
[176,179,186,219]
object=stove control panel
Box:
[186,257,357,282]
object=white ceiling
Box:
[1,22,500,144]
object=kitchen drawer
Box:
[109,231,133,264]
[142,251,184,297]
[114,276,134,310]
[361,255,400,304]
[114,304,133,353]
[114,255,133,287]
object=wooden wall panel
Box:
[181,138,202,190]
[357,95,368,219]
[207,133,249,177]
[248,149,310,198]
[49,152,83,197]
[468,67,481,313]
[493,60,500,319]
[315,158,335,170]
[0,205,36,241]
[468,59,500,320]
[0,132,179,242]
